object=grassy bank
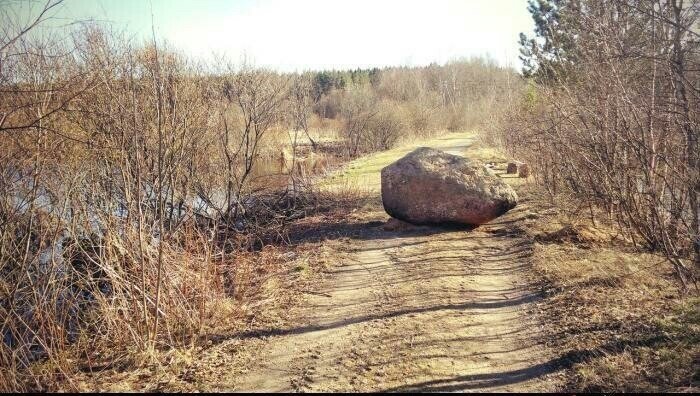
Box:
[506,178,699,391]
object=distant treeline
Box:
[294,60,519,155]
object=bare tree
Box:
[506,0,699,288]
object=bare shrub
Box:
[506,0,699,288]
[0,10,296,389]
[365,101,408,151]
[339,86,378,157]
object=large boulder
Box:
[381,147,517,226]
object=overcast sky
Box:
[28,0,534,72]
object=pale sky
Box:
[29,0,534,71]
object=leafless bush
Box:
[504,0,699,289]
[339,86,378,157]
[365,101,408,150]
[0,5,299,389]
[404,95,441,137]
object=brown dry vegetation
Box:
[514,181,699,392]
[0,2,517,390]
[489,0,700,386]
[433,138,698,391]
[1,0,699,392]
[492,1,699,389]
[427,135,698,391]
[497,0,700,288]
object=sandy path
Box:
[225,133,561,392]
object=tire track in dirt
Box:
[225,133,562,392]
[229,230,401,392]
[229,213,561,392]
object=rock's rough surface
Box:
[381,147,518,226]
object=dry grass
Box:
[535,243,698,392]
[53,241,337,392]
[520,189,699,392]
[42,172,374,392]
[474,133,698,392]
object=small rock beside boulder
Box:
[506,161,520,174]
[508,161,530,174]
[518,163,531,178]
[381,147,518,226]
[506,161,531,178]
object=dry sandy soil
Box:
[182,133,565,392]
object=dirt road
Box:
[218,133,561,392]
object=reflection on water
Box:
[249,157,286,188]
